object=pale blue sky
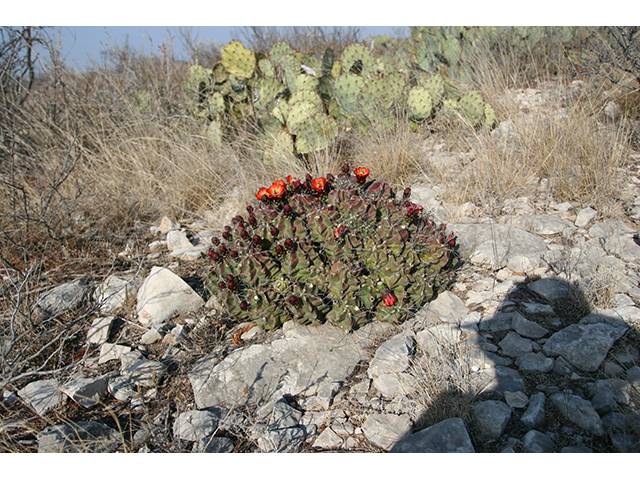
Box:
[54,26,408,70]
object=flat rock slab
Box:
[390,417,475,453]
[550,393,604,436]
[35,277,90,319]
[449,223,547,261]
[17,379,63,416]
[543,322,627,372]
[189,321,372,409]
[137,266,204,326]
[94,275,139,314]
[362,413,412,451]
[37,421,120,452]
[499,214,574,235]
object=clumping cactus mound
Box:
[205,164,458,331]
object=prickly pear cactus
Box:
[205,164,458,331]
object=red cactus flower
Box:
[256,188,270,201]
[382,290,397,307]
[267,182,285,199]
[311,177,327,194]
[334,224,345,239]
[286,175,300,184]
[354,167,370,183]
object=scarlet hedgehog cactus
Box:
[205,163,459,332]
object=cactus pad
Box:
[408,86,434,121]
[221,41,256,79]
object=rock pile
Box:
[6,190,640,453]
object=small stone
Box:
[367,332,415,379]
[521,392,546,429]
[86,316,115,345]
[504,391,529,409]
[159,216,180,233]
[192,436,234,453]
[37,421,120,453]
[312,427,344,449]
[173,409,223,442]
[473,400,512,440]
[362,413,412,451]
[516,351,554,373]
[522,430,555,453]
[575,207,597,228]
[511,312,550,338]
[98,343,131,364]
[17,379,63,416]
[140,328,163,345]
[550,392,604,436]
[61,376,108,408]
[390,418,475,453]
[499,331,534,357]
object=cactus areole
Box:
[205,164,458,331]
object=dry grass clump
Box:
[405,339,485,431]
[444,96,631,216]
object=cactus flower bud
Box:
[354,167,370,183]
[403,187,411,199]
[222,231,232,240]
[248,214,257,227]
[326,173,335,182]
[284,238,295,250]
[240,229,249,239]
[382,290,397,307]
[288,296,299,306]
[270,227,279,237]
[230,250,239,259]
[283,204,293,216]
[218,281,227,289]
[246,205,253,213]
[218,245,228,256]
[211,237,220,245]
[208,250,221,262]
[252,235,262,247]
[311,177,327,194]
[240,301,250,311]
[342,163,350,174]
[275,244,285,256]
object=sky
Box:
[52,26,408,71]
[7,1,625,71]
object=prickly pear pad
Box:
[205,164,458,331]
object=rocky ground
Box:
[2,82,640,453]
